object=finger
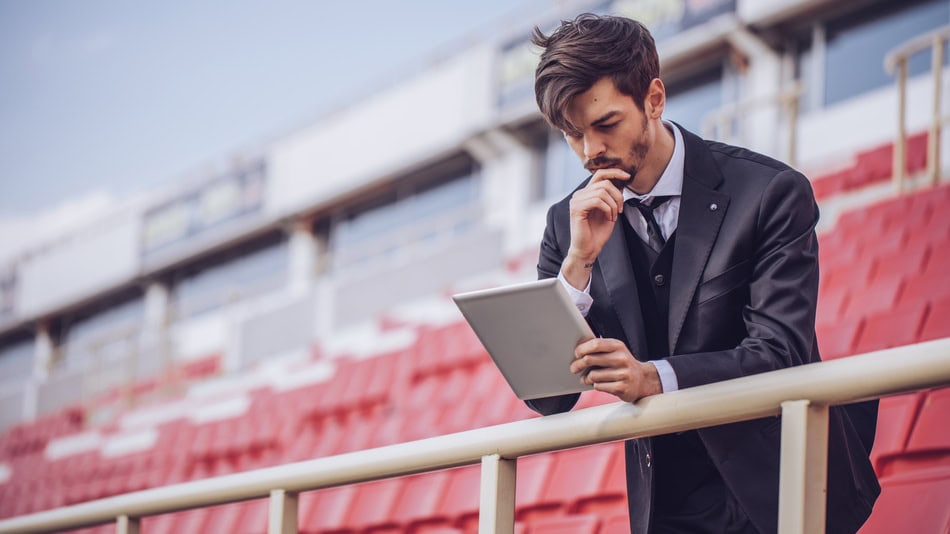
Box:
[570,353,622,375]
[583,367,630,385]
[590,180,625,213]
[589,168,631,187]
[575,337,626,358]
[572,189,620,221]
[584,198,617,222]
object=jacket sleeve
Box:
[666,169,822,388]
[527,202,582,415]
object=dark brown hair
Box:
[532,14,659,134]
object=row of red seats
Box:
[811,131,928,200]
[60,443,625,534]
[861,387,950,533]
[0,407,83,460]
[816,183,950,359]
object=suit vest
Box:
[621,219,720,513]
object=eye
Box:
[597,122,618,131]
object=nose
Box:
[583,134,605,160]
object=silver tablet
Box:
[452,278,594,400]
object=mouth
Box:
[584,158,623,172]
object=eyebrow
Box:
[591,111,621,127]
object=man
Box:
[527,14,879,534]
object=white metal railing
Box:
[885,24,950,191]
[701,83,803,168]
[1,338,949,534]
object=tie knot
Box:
[626,195,672,213]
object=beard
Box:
[583,117,651,180]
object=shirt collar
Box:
[622,120,685,204]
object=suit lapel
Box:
[598,220,650,361]
[668,128,730,354]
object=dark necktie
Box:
[626,196,672,252]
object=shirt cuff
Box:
[651,359,679,393]
[556,270,593,317]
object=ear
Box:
[644,78,666,120]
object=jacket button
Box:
[654,274,665,286]
[709,203,718,211]
[646,452,652,467]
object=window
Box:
[59,292,144,370]
[798,0,950,107]
[174,234,288,318]
[0,335,33,385]
[510,119,588,201]
[542,132,588,200]
[330,155,480,269]
[665,64,730,134]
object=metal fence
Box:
[1,338,949,534]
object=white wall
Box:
[266,45,495,216]
[18,213,140,317]
[797,68,950,171]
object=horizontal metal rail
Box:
[1,337,949,533]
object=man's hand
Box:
[571,338,662,403]
[561,169,629,290]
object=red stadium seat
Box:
[344,478,403,532]
[238,499,270,534]
[904,388,950,459]
[574,442,627,515]
[897,268,949,308]
[414,321,488,376]
[389,471,452,531]
[919,296,950,342]
[173,508,210,533]
[924,235,950,273]
[869,392,924,477]
[816,317,863,360]
[852,303,928,355]
[857,469,950,534]
[869,246,928,284]
[300,485,357,534]
[514,454,557,523]
[436,465,480,529]
[842,273,903,318]
[600,511,631,534]
[141,512,177,534]
[204,502,246,533]
[525,513,599,534]
[540,444,617,513]
[815,287,849,325]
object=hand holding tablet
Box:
[452,278,595,400]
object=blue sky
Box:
[0,0,540,216]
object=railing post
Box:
[930,34,943,186]
[268,489,298,534]
[786,89,799,168]
[778,400,829,534]
[894,58,908,192]
[116,515,140,534]
[479,454,516,534]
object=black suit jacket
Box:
[530,126,880,533]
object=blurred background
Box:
[0,0,948,532]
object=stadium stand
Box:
[1,0,949,532]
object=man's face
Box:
[562,77,654,189]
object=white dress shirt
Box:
[557,121,685,393]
